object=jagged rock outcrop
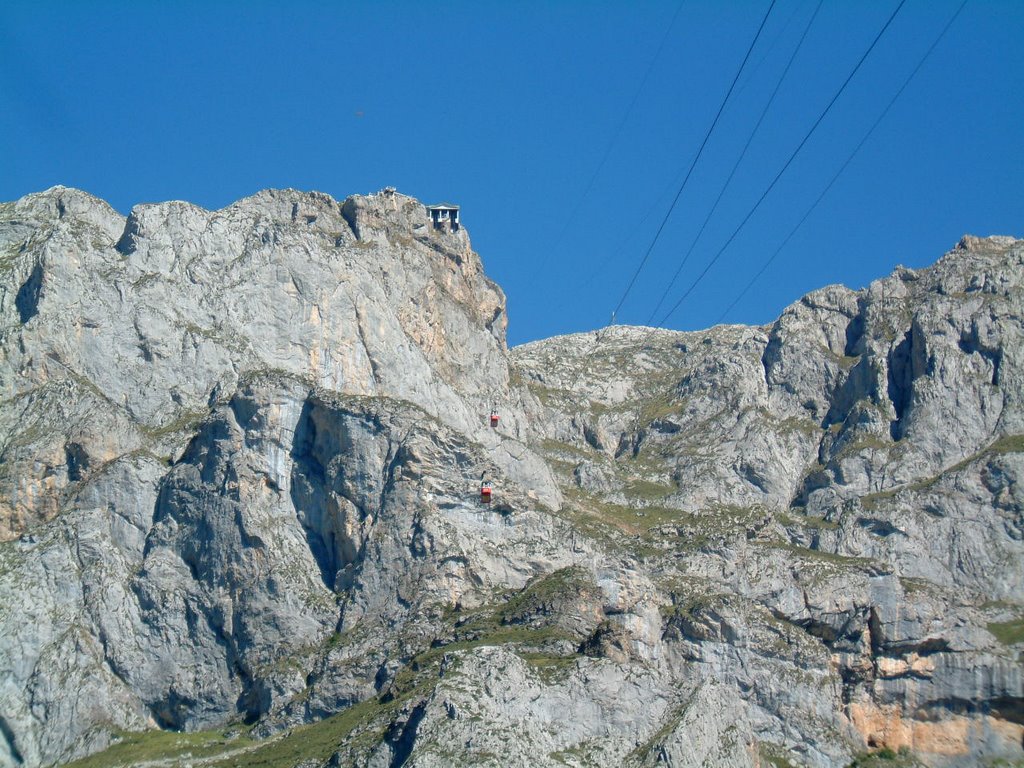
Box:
[512,234,1024,765]
[0,187,1020,768]
[0,187,564,767]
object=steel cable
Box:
[656,0,908,327]
[645,0,824,325]
[610,0,778,321]
[715,0,970,325]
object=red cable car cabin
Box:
[480,482,492,503]
[490,409,499,427]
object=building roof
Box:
[426,203,460,211]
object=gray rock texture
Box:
[0,187,1020,768]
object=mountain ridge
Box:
[0,186,1021,767]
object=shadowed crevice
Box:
[388,701,428,768]
[290,400,337,590]
[0,716,24,766]
[887,330,914,440]
[15,261,43,323]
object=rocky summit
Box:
[0,186,1020,768]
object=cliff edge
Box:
[0,188,1020,768]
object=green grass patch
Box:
[988,617,1024,646]
[500,567,593,617]
[625,701,690,764]
[990,434,1024,454]
[0,541,27,580]
[64,728,254,768]
[624,478,675,502]
[776,415,823,437]
[660,591,735,621]
[847,745,919,767]
[801,515,839,530]
[837,433,891,456]
[518,651,579,684]
[207,697,386,768]
[139,409,210,438]
[764,540,875,568]
[638,392,680,426]
[776,511,796,527]
[559,486,665,535]
[862,434,1024,512]
[519,652,577,669]
[539,438,595,460]
[759,742,799,768]
[898,577,935,596]
[559,483,765,561]
[776,512,837,530]
[861,487,903,512]
[523,380,571,409]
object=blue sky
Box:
[2,0,1021,345]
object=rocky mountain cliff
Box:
[0,187,1020,768]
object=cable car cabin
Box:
[480,481,493,504]
[490,409,499,428]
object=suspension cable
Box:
[734,0,809,101]
[546,0,687,264]
[716,0,970,325]
[656,0,908,327]
[610,0,778,321]
[646,0,824,325]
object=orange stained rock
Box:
[849,701,1024,758]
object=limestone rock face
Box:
[0,186,1021,768]
[512,235,1024,767]
[0,187,561,767]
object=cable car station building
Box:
[426,203,460,232]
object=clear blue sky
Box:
[2,0,1021,345]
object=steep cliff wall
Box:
[513,234,1024,766]
[0,188,1020,768]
